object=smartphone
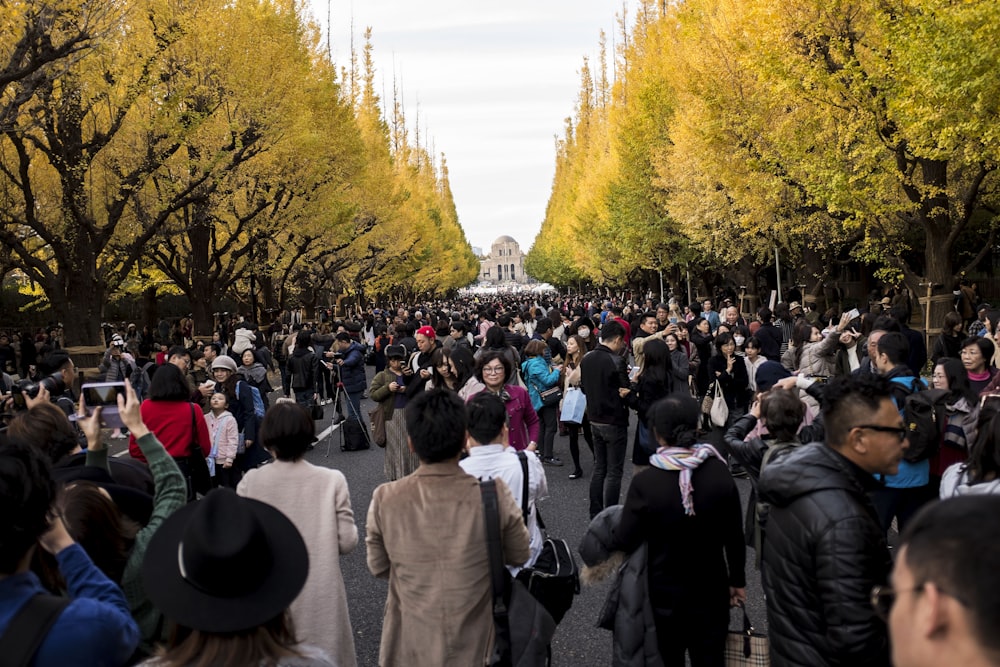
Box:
[72,382,126,429]
[844,308,860,321]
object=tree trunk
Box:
[51,271,105,346]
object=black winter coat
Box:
[758,443,891,667]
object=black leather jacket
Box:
[758,443,891,667]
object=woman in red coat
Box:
[129,363,210,499]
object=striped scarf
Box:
[649,443,724,516]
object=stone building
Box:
[478,235,528,284]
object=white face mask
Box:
[578,328,591,339]
[734,335,745,347]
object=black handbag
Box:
[513,452,580,624]
[310,401,324,421]
[481,479,556,667]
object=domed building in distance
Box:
[478,235,529,284]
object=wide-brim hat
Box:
[142,488,308,634]
[789,301,802,311]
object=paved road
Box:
[296,369,768,667]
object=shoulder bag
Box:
[368,377,388,448]
[513,452,580,624]
[0,593,71,667]
[186,404,212,497]
[710,380,730,428]
[481,478,556,667]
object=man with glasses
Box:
[873,496,1000,667]
[758,374,901,667]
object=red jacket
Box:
[128,400,210,462]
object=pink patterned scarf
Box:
[649,444,724,516]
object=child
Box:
[205,391,240,488]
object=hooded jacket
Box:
[758,443,891,667]
[939,464,1000,498]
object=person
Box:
[702,298,721,333]
[128,362,211,501]
[0,439,141,666]
[207,355,268,472]
[754,307,784,362]
[449,346,485,400]
[366,389,530,665]
[931,311,966,364]
[139,488,332,667]
[961,337,997,394]
[473,350,539,452]
[237,403,358,666]
[474,324,521,375]
[205,391,240,489]
[8,398,155,498]
[880,496,1000,667]
[630,311,665,370]
[286,333,319,408]
[939,394,1000,497]
[236,348,272,410]
[329,331,366,421]
[688,317,714,401]
[928,357,979,495]
[35,349,77,416]
[708,331,751,430]
[562,334,594,480]
[460,392,548,574]
[521,339,563,465]
[61,379,186,655]
[580,320,632,519]
[725,387,806,564]
[628,338,673,468]
[426,347,458,392]
[405,325,442,399]
[759,373,898,667]
[663,331,690,392]
[607,394,746,666]
[369,345,420,481]
[871,332,931,534]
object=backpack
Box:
[130,361,155,401]
[236,381,266,421]
[901,387,950,463]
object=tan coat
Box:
[237,459,358,667]
[366,462,530,667]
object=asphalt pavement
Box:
[296,367,768,667]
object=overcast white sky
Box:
[304,1,629,254]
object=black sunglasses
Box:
[855,424,907,442]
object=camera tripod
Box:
[325,379,372,457]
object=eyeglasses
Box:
[855,424,908,441]
[482,366,505,375]
[870,584,922,621]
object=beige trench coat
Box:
[238,459,359,667]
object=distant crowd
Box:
[1,286,999,667]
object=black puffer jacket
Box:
[758,443,891,667]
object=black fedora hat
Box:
[142,488,308,633]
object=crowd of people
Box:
[1,286,999,667]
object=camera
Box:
[11,373,67,409]
[332,352,344,360]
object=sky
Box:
[304,1,629,255]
